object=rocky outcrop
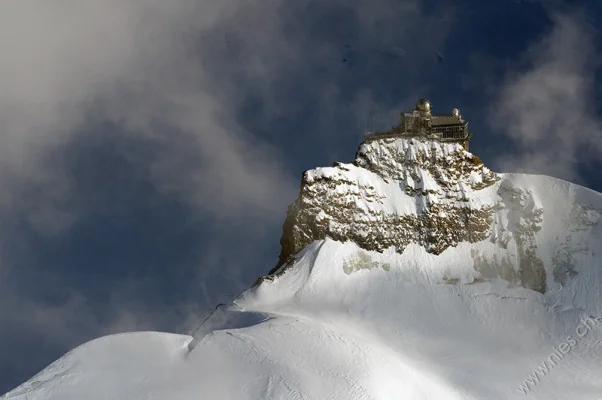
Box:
[551,203,601,285]
[487,181,546,292]
[274,137,498,271]
[264,136,602,294]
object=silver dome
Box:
[415,98,432,114]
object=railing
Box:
[364,130,407,141]
[365,128,470,143]
[434,125,469,141]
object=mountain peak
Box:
[273,98,499,274]
[273,136,499,277]
[6,102,602,399]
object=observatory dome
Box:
[415,98,432,115]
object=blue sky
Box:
[1,0,601,393]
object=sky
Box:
[1,0,602,393]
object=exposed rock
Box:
[277,137,498,267]
[342,251,390,275]
[267,136,599,294]
[552,203,601,285]
[493,181,546,292]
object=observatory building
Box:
[365,98,472,150]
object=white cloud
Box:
[490,12,602,182]
[0,0,299,228]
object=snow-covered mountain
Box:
[3,137,602,399]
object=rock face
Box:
[275,138,497,265]
[268,136,571,293]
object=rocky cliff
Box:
[267,137,560,293]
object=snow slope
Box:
[3,147,602,399]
